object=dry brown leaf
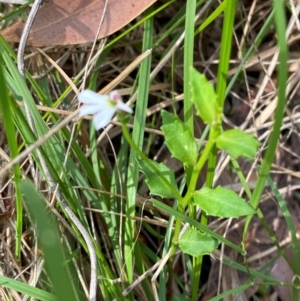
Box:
[1,0,156,46]
[270,256,295,301]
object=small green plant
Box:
[0,1,294,300]
[118,67,260,295]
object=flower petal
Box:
[93,108,116,130]
[78,90,109,105]
[116,101,133,114]
[109,90,121,102]
[78,104,103,118]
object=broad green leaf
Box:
[179,228,219,257]
[194,186,255,218]
[216,129,261,159]
[161,110,197,166]
[190,67,217,124]
[138,159,178,199]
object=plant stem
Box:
[183,139,215,207]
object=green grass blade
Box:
[0,275,57,301]
[183,0,196,132]
[0,57,22,259]
[243,0,288,248]
[194,0,227,36]
[267,177,300,300]
[206,0,237,188]
[182,2,199,299]
[19,180,80,301]
[125,7,153,285]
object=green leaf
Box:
[172,294,189,301]
[216,129,261,159]
[19,180,79,301]
[0,275,57,301]
[161,110,197,166]
[194,186,256,218]
[190,67,217,124]
[138,159,178,199]
[0,58,23,258]
[179,228,219,257]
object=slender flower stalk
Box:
[78,89,133,130]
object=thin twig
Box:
[17,0,42,78]
[16,1,97,300]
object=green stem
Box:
[198,1,237,298]
[167,138,215,268]
[183,139,215,208]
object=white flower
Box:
[78,90,133,130]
